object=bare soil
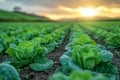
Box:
[0,55,9,63]
[20,36,69,80]
[0,55,5,63]
[111,48,120,77]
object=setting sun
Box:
[78,8,99,17]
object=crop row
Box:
[79,22,120,49]
[0,23,69,80]
[49,25,119,80]
[0,22,119,80]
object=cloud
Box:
[0,0,25,11]
[0,0,120,20]
[5,0,120,8]
[0,0,6,2]
[41,6,120,20]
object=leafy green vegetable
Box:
[105,33,120,48]
[71,45,101,69]
[47,43,56,52]
[65,43,72,51]
[72,34,96,48]
[94,29,108,41]
[55,66,72,75]
[30,58,54,71]
[0,34,14,51]
[97,44,106,50]
[0,63,20,80]
[70,71,107,80]
[32,35,56,52]
[6,41,48,68]
[49,71,107,80]
[60,55,71,66]
[70,71,93,80]
[100,50,113,62]
[49,73,69,80]
[95,63,119,80]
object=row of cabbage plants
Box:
[49,25,119,80]
[0,22,69,80]
[0,22,65,53]
[79,22,120,49]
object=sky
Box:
[0,0,120,20]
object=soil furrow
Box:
[20,34,69,80]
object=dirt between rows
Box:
[0,55,5,63]
[0,33,69,80]
[111,49,120,78]
[0,32,119,80]
[19,36,69,80]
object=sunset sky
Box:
[0,0,120,20]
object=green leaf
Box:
[0,44,3,53]
[9,44,17,48]
[71,45,82,68]
[70,71,93,80]
[42,47,48,55]
[69,60,82,71]
[49,73,69,80]
[71,45,101,69]
[83,56,98,69]
[30,59,54,71]
[60,55,71,66]
[100,50,113,62]
[105,33,120,48]
[55,66,72,75]
[6,41,46,68]
[65,43,71,51]
[6,48,16,58]
[72,34,96,48]
[90,74,107,80]
[47,43,55,52]
[64,50,72,57]
[33,56,48,63]
[0,63,20,80]
[95,63,119,80]
[103,74,116,80]
[97,44,106,50]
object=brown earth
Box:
[20,35,69,80]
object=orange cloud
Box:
[37,6,120,20]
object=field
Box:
[0,10,51,21]
[0,21,120,80]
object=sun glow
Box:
[78,8,99,17]
[37,6,120,20]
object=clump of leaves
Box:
[6,41,54,71]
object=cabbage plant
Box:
[49,71,107,80]
[71,45,101,69]
[0,63,20,80]
[6,41,54,71]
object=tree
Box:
[13,6,22,12]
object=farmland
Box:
[0,10,51,21]
[0,21,120,80]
